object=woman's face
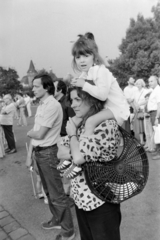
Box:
[70,90,91,118]
[136,82,143,90]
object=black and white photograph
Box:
[0,0,160,239]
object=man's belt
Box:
[33,144,56,152]
[149,110,156,113]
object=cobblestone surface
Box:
[0,205,36,240]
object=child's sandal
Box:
[63,163,82,179]
[57,159,72,171]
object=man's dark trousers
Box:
[33,144,74,238]
[1,125,16,150]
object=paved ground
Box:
[0,106,160,240]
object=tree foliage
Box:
[108,1,160,88]
[0,67,23,96]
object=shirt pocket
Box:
[35,108,45,122]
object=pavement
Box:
[0,106,160,240]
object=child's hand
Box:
[71,78,85,88]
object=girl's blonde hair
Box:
[135,79,146,88]
[72,34,105,72]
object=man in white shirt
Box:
[147,75,160,160]
[0,94,17,154]
[26,73,75,240]
[124,77,137,107]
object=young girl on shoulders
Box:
[58,32,130,178]
[71,32,129,135]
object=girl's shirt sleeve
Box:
[79,120,120,163]
[82,65,113,101]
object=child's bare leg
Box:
[84,109,115,136]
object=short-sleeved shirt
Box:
[61,120,120,211]
[123,86,138,102]
[0,103,15,125]
[32,95,63,147]
[147,85,160,111]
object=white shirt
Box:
[0,103,15,125]
[24,96,31,105]
[81,65,130,126]
[147,85,160,112]
[134,88,150,110]
[124,85,138,102]
[32,95,63,147]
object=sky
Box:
[0,0,158,80]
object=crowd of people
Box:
[0,93,33,157]
[0,32,160,240]
[123,75,160,160]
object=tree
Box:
[108,1,160,88]
[0,67,23,96]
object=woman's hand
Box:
[66,117,77,136]
[71,78,85,88]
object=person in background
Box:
[26,73,75,240]
[0,94,17,154]
[24,94,32,117]
[147,75,160,160]
[143,91,155,152]
[54,80,75,198]
[54,80,75,137]
[132,79,149,144]
[123,76,138,134]
[0,99,5,158]
[16,93,27,126]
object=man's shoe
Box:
[55,233,75,240]
[41,219,61,230]
[5,148,11,153]
[7,149,17,154]
[37,193,44,199]
[152,155,160,160]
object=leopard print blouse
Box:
[61,120,120,211]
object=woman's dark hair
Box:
[68,86,105,125]
[33,73,55,95]
[72,33,104,72]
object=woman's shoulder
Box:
[94,119,118,132]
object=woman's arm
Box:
[70,135,85,165]
[66,118,86,165]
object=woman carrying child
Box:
[58,32,129,178]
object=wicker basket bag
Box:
[83,126,149,204]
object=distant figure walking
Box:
[24,94,32,117]
[16,93,27,126]
[0,94,17,154]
